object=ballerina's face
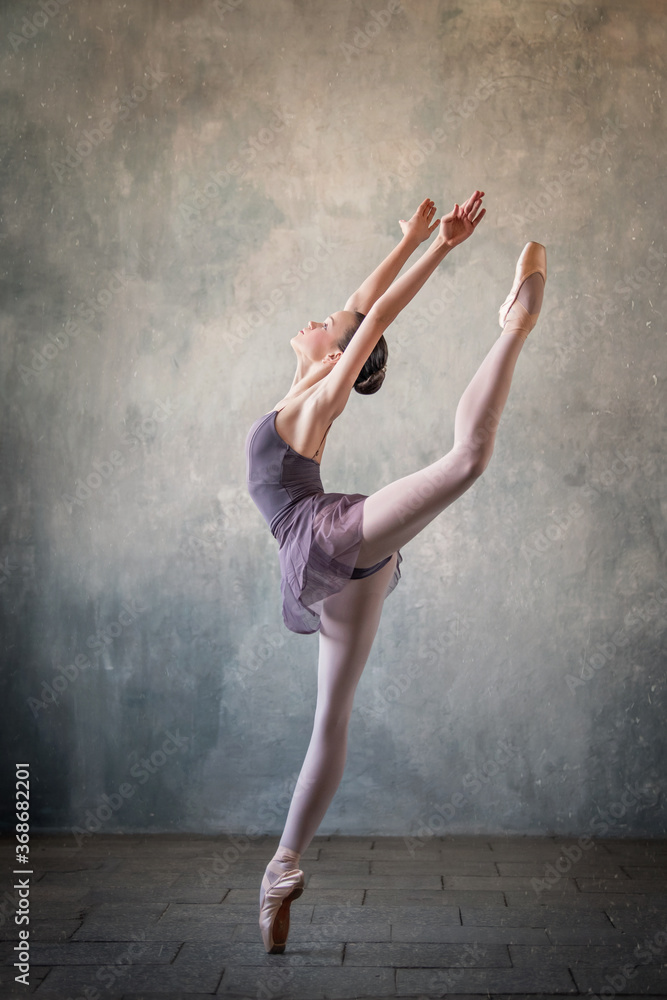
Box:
[290,310,357,365]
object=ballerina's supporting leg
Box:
[258,555,398,951]
[275,552,399,857]
[354,272,545,567]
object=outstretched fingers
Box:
[460,190,485,225]
[438,192,485,248]
[469,205,486,228]
[427,204,441,233]
[461,189,485,213]
[421,198,439,231]
[400,197,441,242]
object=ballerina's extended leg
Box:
[354,244,547,567]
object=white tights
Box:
[273,275,544,860]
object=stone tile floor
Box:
[1,834,666,998]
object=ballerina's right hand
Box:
[398,198,440,243]
[438,190,486,249]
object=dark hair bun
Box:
[355,367,386,395]
[337,314,389,396]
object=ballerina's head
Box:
[291,310,388,395]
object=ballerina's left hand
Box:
[438,190,486,249]
[399,198,440,243]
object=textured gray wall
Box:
[2,0,665,841]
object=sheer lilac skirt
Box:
[276,491,403,635]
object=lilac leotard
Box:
[245,410,402,634]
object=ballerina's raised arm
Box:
[318,190,486,417]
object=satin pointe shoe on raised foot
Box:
[258,860,305,954]
[498,241,547,337]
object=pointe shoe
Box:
[258,860,305,954]
[498,241,547,336]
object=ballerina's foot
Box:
[501,272,545,340]
[259,849,300,908]
[501,272,547,341]
[498,241,547,340]
[258,846,304,953]
[516,271,545,317]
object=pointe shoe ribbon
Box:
[259,861,305,954]
[498,241,547,335]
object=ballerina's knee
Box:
[440,444,490,486]
[451,432,497,480]
[464,447,493,479]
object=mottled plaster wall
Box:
[1,0,665,838]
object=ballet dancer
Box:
[245,191,547,952]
